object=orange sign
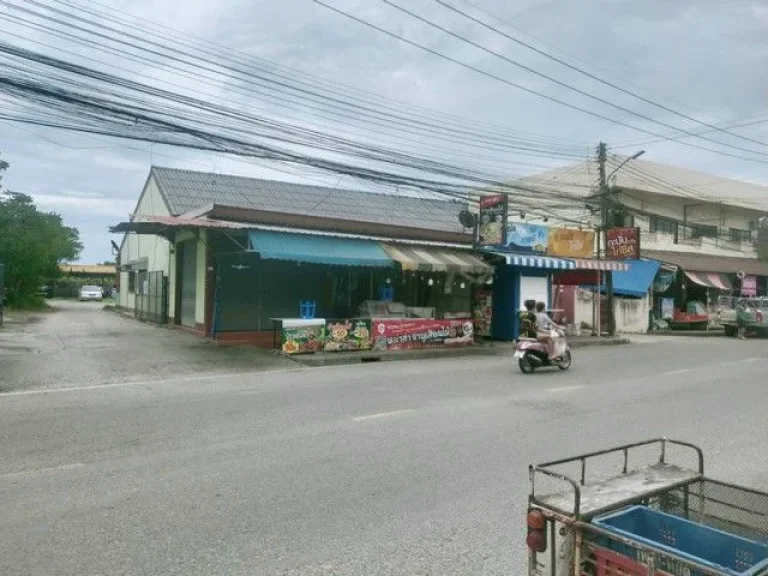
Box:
[547,228,595,258]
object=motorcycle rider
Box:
[520,299,538,339]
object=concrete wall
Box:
[118,175,171,311]
[572,288,649,334]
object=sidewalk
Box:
[289,335,629,367]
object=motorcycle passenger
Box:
[520,299,538,339]
[535,301,558,359]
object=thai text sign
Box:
[478,194,506,245]
[372,319,474,350]
[547,228,595,258]
[742,275,757,297]
[606,227,640,259]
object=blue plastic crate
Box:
[593,506,768,576]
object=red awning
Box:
[684,271,733,291]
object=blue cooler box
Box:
[592,505,768,576]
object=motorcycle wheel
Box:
[557,350,572,371]
[518,355,535,374]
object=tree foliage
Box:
[0,159,83,306]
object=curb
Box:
[289,337,630,367]
[645,330,725,338]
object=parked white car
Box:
[79,285,103,302]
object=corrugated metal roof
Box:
[151,167,467,233]
[509,156,768,213]
[60,264,116,275]
[644,249,768,276]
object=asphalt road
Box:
[1,304,767,575]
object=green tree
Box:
[0,160,83,306]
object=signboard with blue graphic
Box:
[506,223,549,254]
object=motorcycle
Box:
[514,328,571,374]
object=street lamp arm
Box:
[606,150,645,182]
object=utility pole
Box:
[598,142,616,336]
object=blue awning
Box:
[248,231,393,267]
[610,259,661,297]
[481,249,575,270]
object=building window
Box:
[691,224,718,239]
[730,228,752,243]
[649,215,678,236]
[127,272,136,293]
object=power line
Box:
[313,0,768,165]
[431,0,768,149]
[375,0,768,157]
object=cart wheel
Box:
[518,355,535,374]
[557,350,572,371]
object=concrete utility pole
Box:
[597,142,616,336]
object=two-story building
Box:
[506,155,768,332]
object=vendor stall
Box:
[251,231,491,355]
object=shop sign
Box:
[472,289,493,337]
[506,222,549,254]
[324,318,373,352]
[741,275,757,297]
[478,194,507,246]
[281,324,325,354]
[606,227,641,259]
[547,228,595,258]
[372,319,474,350]
[660,297,675,320]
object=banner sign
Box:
[324,318,373,352]
[478,194,507,246]
[506,222,549,254]
[281,324,325,354]
[372,319,474,350]
[547,228,595,258]
[741,275,758,297]
[606,227,641,259]
[472,288,493,337]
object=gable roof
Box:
[512,156,768,213]
[150,167,468,234]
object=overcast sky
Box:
[1,0,767,262]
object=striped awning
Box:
[570,259,630,272]
[483,250,575,270]
[381,244,492,273]
[685,271,733,291]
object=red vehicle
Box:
[669,301,709,330]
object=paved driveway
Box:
[0,300,295,393]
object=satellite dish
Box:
[458,210,477,229]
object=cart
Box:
[527,438,768,576]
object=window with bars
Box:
[649,215,678,236]
[730,228,752,243]
[690,224,718,239]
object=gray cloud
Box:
[2,0,767,262]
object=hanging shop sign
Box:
[372,319,474,350]
[660,298,675,320]
[741,275,758,297]
[472,288,493,338]
[605,227,641,260]
[547,228,595,258]
[506,222,549,254]
[478,194,507,246]
[324,318,373,352]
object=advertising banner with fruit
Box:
[281,324,325,354]
[324,318,373,352]
[372,319,474,350]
